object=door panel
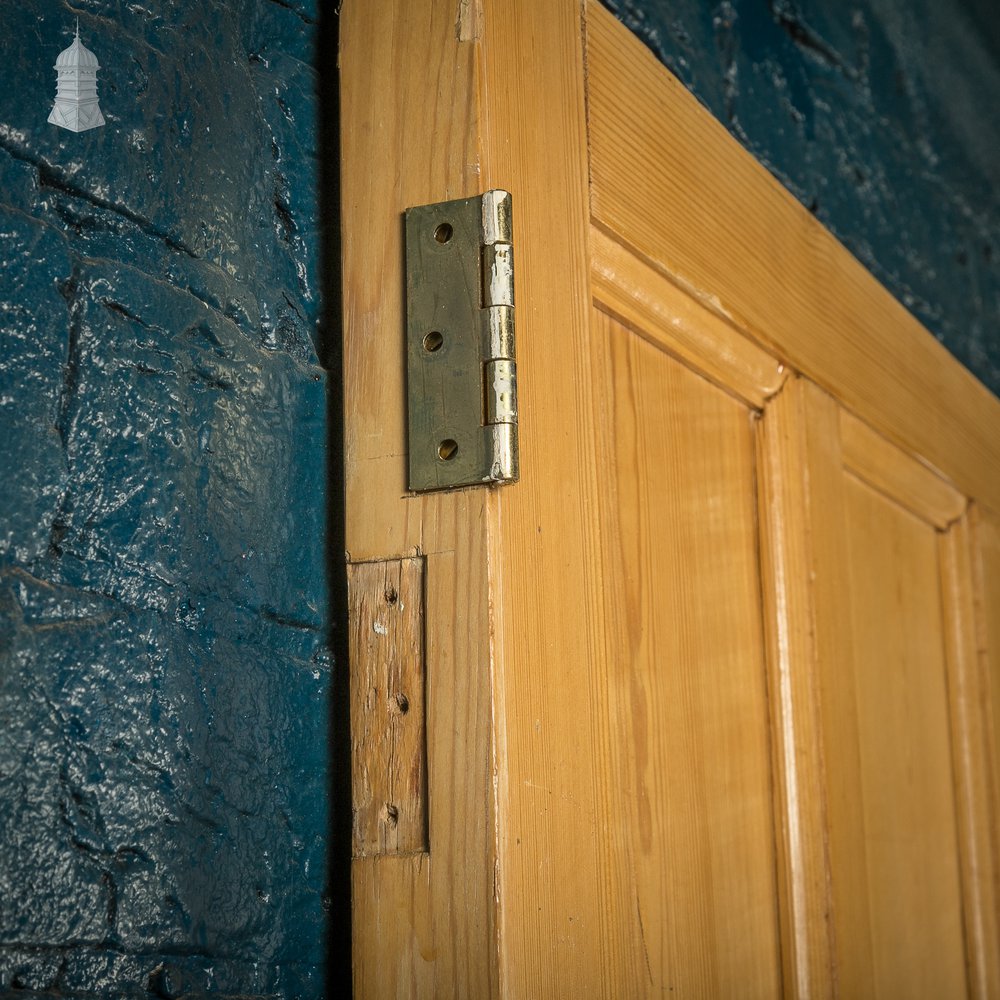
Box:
[843,477,967,997]
[597,309,781,995]
[757,380,999,997]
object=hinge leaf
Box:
[405,190,519,492]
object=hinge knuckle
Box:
[489,423,519,482]
[485,358,517,425]
[482,244,514,308]
[486,305,516,361]
[405,190,519,492]
[481,188,513,244]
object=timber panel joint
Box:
[405,190,519,491]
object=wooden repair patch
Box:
[349,557,427,856]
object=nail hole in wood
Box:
[384,586,397,605]
[382,803,399,828]
[394,693,409,715]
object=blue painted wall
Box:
[602,0,1000,397]
[0,2,332,997]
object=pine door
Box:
[341,2,1000,997]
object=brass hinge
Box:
[405,190,519,492]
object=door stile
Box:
[940,514,1000,998]
[756,377,861,999]
[971,502,1000,863]
[341,2,500,996]
[477,1,617,995]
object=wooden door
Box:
[341,2,1000,997]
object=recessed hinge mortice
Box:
[405,190,519,492]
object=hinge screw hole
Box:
[438,439,458,461]
[422,331,443,353]
[434,222,453,244]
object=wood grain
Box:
[972,502,1000,958]
[342,0,482,563]
[342,2,498,995]
[940,517,1000,999]
[350,559,427,857]
[476,2,614,996]
[844,476,967,998]
[974,506,1000,781]
[590,226,787,408]
[343,2,1000,995]
[596,309,783,995]
[758,379,899,999]
[840,409,965,529]
[755,378,842,999]
[586,0,1000,514]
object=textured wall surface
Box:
[602,0,1000,397]
[0,2,330,997]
